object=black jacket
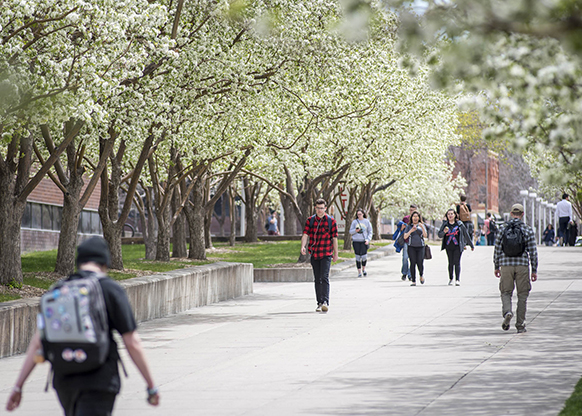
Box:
[438,220,474,251]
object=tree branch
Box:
[17,120,84,203]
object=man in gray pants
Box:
[494,204,538,334]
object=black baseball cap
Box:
[76,236,111,268]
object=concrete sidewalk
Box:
[1,245,581,416]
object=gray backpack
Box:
[39,271,110,376]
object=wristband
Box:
[13,386,22,393]
[147,386,158,396]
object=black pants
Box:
[445,244,462,281]
[57,389,117,416]
[311,256,331,305]
[486,232,495,246]
[559,217,570,244]
[408,245,424,282]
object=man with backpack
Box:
[485,212,497,246]
[301,198,339,312]
[493,204,538,334]
[6,237,160,415]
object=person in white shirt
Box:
[555,193,573,246]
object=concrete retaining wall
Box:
[0,262,253,359]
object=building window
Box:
[21,203,32,228]
[23,202,99,235]
[42,204,53,230]
[31,203,42,229]
[53,206,62,231]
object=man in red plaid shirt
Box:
[301,198,339,312]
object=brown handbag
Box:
[424,244,432,260]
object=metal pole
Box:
[529,192,537,239]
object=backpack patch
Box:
[39,272,109,376]
[502,222,526,257]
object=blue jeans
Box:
[401,243,410,277]
[311,256,331,305]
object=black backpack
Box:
[39,271,110,376]
[489,219,497,233]
[502,222,526,257]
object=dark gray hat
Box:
[76,236,111,268]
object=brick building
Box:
[21,178,102,253]
[450,146,499,216]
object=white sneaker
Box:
[321,303,329,312]
[316,304,322,312]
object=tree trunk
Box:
[185,178,206,260]
[100,153,125,269]
[102,222,123,269]
[369,200,381,241]
[244,205,258,242]
[172,190,187,258]
[0,196,26,285]
[0,132,33,285]
[100,133,153,270]
[155,207,172,262]
[142,187,157,260]
[204,210,213,249]
[55,193,82,275]
[242,177,261,243]
[281,191,298,235]
[54,135,86,275]
[229,187,236,246]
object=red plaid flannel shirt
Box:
[303,215,338,259]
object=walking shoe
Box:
[402,274,407,281]
[420,276,425,284]
[502,312,513,331]
[321,303,329,313]
[410,282,416,286]
[363,271,367,276]
[455,281,460,286]
[316,304,322,312]
[448,279,453,286]
[517,327,527,334]
[357,273,362,278]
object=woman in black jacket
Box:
[438,209,474,286]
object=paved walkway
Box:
[1,245,581,416]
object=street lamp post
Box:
[529,192,537,240]
[536,197,542,244]
[541,201,548,244]
[519,190,529,223]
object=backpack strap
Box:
[309,214,332,230]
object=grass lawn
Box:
[560,378,582,416]
[0,294,20,302]
[211,239,389,268]
[3,239,390,301]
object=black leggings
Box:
[408,245,424,282]
[446,244,462,281]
